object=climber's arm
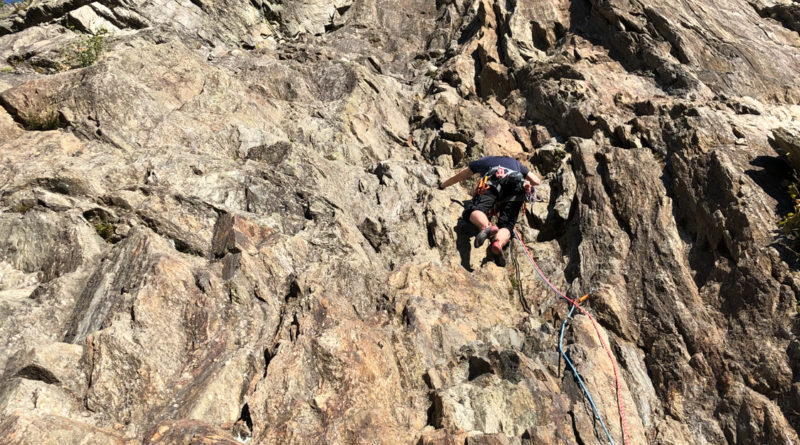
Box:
[525,171,542,186]
[438,167,473,189]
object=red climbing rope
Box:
[512,227,631,445]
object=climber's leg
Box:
[492,228,511,251]
[469,209,490,229]
[463,189,497,230]
[492,198,524,252]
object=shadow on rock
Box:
[745,155,795,215]
[745,154,800,266]
[455,217,479,272]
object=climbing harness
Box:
[473,166,527,196]
[471,164,539,224]
[512,227,631,445]
[560,303,616,444]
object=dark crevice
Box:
[715,238,734,262]
[189,0,205,12]
[285,279,302,303]
[746,151,799,265]
[0,95,67,132]
[239,403,253,431]
[136,214,204,257]
[357,217,388,252]
[375,293,394,316]
[471,50,482,98]
[492,350,522,383]
[745,155,795,216]
[335,4,351,16]
[302,201,314,220]
[457,15,481,45]
[172,238,200,255]
[323,22,344,33]
[426,391,440,428]
[8,43,83,73]
[530,20,553,52]
[172,193,224,218]
[263,348,274,377]
[15,365,60,385]
[558,220,583,285]
[401,305,414,329]
[467,356,493,381]
[753,3,800,35]
[233,402,254,442]
[37,177,85,196]
[569,411,587,445]
[686,230,714,290]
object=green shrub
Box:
[69,28,108,68]
[778,183,800,247]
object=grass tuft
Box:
[93,221,115,241]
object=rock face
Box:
[1,0,799,443]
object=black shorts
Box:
[463,187,523,230]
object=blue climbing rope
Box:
[559,305,616,445]
[512,227,630,444]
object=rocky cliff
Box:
[1,0,800,443]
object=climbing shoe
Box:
[490,240,506,267]
[474,225,498,248]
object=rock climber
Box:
[439,155,541,265]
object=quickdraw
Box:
[474,175,491,195]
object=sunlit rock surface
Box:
[1,0,800,443]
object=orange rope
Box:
[513,227,631,445]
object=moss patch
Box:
[11,201,35,214]
[93,221,115,241]
[84,208,117,242]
